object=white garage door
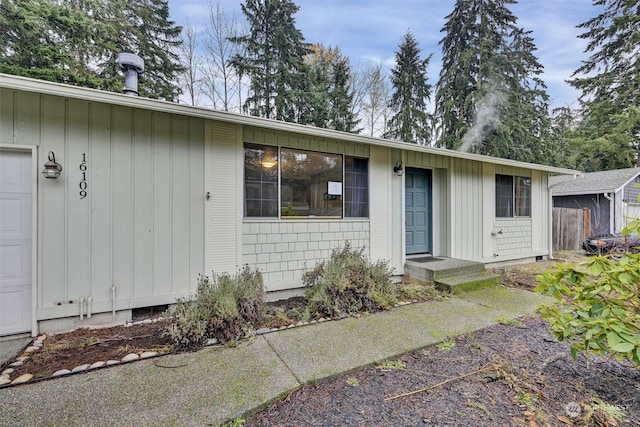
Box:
[0,150,32,336]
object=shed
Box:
[550,168,640,236]
[0,73,578,336]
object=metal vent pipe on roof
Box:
[117,53,144,96]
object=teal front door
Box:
[405,168,432,255]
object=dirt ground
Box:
[245,254,640,427]
[4,253,640,426]
[8,321,172,379]
[245,315,639,426]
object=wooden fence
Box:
[552,207,591,251]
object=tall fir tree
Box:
[434,0,550,163]
[567,0,640,171]
[0,0,105,86]
[230,0,310,121]
[385,31,433,145]
[303,45,360,132]
[0,0,184,100]
[97,0,184,101]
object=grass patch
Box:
[346,377,359,387]
[436,338,456,351]
[496,316,523,326]
[377,360,407,370]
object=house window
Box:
[345,157,369,218]
[496,174,531,217]
[244,144,369,219]
[244,144,279,217]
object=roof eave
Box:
[0,73,579,176]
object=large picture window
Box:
[495,174,531,217]
[244,144,369,219]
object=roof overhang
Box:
[0,73,579,176]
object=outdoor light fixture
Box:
[393,160,404,176]
[42,151,63,179]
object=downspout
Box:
[603,192,614,233]
[548,173,581,260]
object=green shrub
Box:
[165,265,265,351]
[535,254,640,368]
[303,242,396,318]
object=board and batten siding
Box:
[449,157,484,260]
[0,88,205,320]
[444,160,549,262]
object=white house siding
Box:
[242,220,370,291]
[206,120,243,274]
[493,219,533,254]
[369,145,394,271]
[0,89,205,323]
[449,157,485,261]
[237,126,373,292]
[491,166,548,261]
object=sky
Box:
[167,0,602,110]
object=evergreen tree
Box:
[568,0,640,171]
[385,31,432,145]
[434,0,551,163]
[97,0,184,101]
[0,0,183,100]
[230,0,310,121]
[327,57,360,132]
[304,45,359,132]
[0,0,104,86]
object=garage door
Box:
[0,150,32,336]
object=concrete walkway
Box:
[0,287,551,427]
[0,335,30,370]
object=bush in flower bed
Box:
[164,265,265,351]
[302,242,398,318]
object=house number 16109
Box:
[79,153,88,199]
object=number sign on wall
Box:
[79,153,88,199]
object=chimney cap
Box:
[118,53,144,74]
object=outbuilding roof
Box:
[550,167,640,196]
[0,73,579,176]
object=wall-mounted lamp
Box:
[42,151,63,179]
[393,160,404,176]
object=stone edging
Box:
[0,318,166,388]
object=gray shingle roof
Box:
[550,167,640,196]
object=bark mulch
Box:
[245,316,640,427]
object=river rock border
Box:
[0,318,167,388]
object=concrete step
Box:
[405,258,486,283]
[434,272,503,295]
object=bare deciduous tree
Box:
[178,20,201,106]
[359,62,392,137]
[200,0,243,111]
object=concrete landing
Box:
[404,257,502,293]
